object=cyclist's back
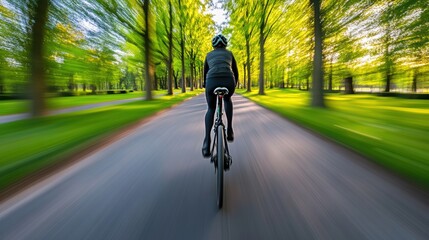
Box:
[205,48,236,79]
[204,48,236,98]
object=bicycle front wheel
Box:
[217,125,224,209]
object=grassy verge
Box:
[0,90,202,191]
[239,88,429,189]
[0,90,169,116]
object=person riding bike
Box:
[202,34,239,158]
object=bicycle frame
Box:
[210,87,232,209]
[210,92,231,171]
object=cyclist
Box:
[202,34,238,158]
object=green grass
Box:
[47,91,145,110]
[0,90,168,116]
[0,90,202,190]
[239,88,429,189]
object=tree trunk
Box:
[344,76,354,94]
[167,0,173,95]
[173,70,178,89]
[30,0,50,117]
[411,69,417,92]
[328,54,333,91]
[0,70,4,94]
[286,69,290,88]
[197,65,202,88]
[153,70,158,91]
[383,1,393,93]
[190,62,194,91]
[246,38,252,92]
[143,0,153,100]
[280,68,285,88]
[310,0,325,107]
[177,0,186,93]
[68,74,74,91]
[258,25,265,95]
[180,28,186,93]
[243,62,246,89]
[383,39,392,92]
[384,71,392,92]
[194,64,198,89]
[306,75,310,91]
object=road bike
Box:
[210,87,232,209]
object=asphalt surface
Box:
[0,94,428,240]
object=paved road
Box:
[0,97,143,124]
[0,95,428,240]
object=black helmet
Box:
[212,34,228,48]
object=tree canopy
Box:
[0,0,428,115]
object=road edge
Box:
[0,94,202,203]
[236,93,429,205]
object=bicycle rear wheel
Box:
[217,125,224,209]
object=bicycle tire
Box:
[217,125,224,209]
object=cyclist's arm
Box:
[203,57,209,88]
[231,55,239,87]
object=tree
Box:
[29,0,50,116]
[185,1,213,90]
[256,0,282,95]
[85,0,154,99]
[1,1,35,96]
[380,0,395,92]
[310,0,325,107]
[226,0,258,92]
[0,5,12,94]
[143,0,154,100]
[364,0,410,93]
[167,0,174,95]
[393,0,429,92]
[177,0,189,93]
[153,0,175,95]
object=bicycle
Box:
[210,87,232,209]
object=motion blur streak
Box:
[0,95,428,240]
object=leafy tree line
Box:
[1,1,122,96]
[2,0,428,116]
[224,0,429,98]
[0,0,214,115]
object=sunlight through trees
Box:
[0,0,428,116]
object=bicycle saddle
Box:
[213,87,229,95]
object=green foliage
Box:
[1,0,428,100]
[224,0,429,93]
[0,0,217,105]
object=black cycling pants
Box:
[204,77,235,141]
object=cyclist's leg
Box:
[224,95,234,141]
[224,81,235,141]
[224,95,232,127]
[205,91,216,139]
[203,88,216,156]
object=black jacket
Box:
[203,48,239,87]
